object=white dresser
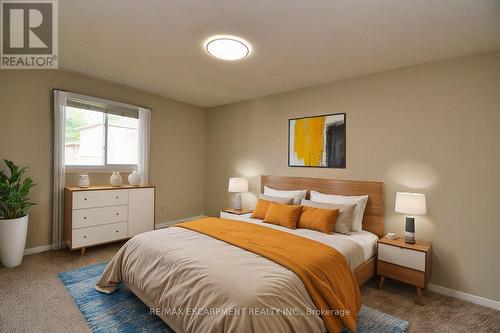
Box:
[64,186,155,253]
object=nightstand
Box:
[377,237,432,305]
[220,209,253,222]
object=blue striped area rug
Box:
[59,262,409,333]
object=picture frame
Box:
[288,113,346,168]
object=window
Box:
[54,90,150,248]
[64,97,140,169]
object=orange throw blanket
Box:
[176,217,361,333]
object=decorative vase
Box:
[128,170,141,186]
[110,171,123,187]
[78,174,90,188]
[0,215,29,268]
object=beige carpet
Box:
[1,243,499,332]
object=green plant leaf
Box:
[0,160,36,219]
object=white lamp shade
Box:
[395,192,427,215]
[228,177,248,193]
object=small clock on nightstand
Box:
[377,237,432,305]
[220,208,253,221]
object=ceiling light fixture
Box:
[204,35,251,61]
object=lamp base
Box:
[404,216,415,244]
[233,193,242,210]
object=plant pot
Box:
[0,215,28,268]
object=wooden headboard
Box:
[261,175,384,237]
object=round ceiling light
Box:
[204,35,251,61]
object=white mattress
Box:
[227,213,379,268]
[332,229,379,262]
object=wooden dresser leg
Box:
[416,287,424,306]
[378,276,385,290]
[80,247,86,256]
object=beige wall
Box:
[0,70,207,249]
[205,52,500,301]
[1,52,498,302]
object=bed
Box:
[96,175,384,333]
[259,175,384,287]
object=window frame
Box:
[64,92,141,173]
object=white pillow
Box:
[258,193,294,205]
[263,186,307,205]
[310,190,368,232]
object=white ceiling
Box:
[59,0,500,107]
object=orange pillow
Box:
[298,206,339,234]
[251,197,293,219]
[251,199,272,219]
[263,202,302,229]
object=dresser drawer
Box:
[71,222,128,249]
[72,205,128,229]
[72,190,128,209]
[378,243,426,271]
[377,260,426,288]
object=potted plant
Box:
[0,160,35,268]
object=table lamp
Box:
[228,177,248,210]
[395,192,427,244]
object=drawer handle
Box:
[116,213,119,216]
[83,216,87,220]
[84,198,87,201]
[83,235,87,238]
[116,196,119,199]
[115,230,119,233]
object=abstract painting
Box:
[288,113,346,168]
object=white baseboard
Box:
[24,244,53,256]
[428,283,500,311]
[155,215,207,229]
